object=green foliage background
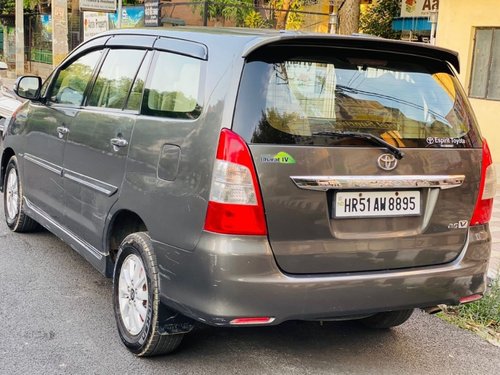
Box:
[190,0,307,29]
[360,0,401,39]
[0,0,143,16]
[0,0,16,15]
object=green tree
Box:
[190,0,307,30]
[0,0,15,15]
[0,0,52,15]
[243,9,268,28]
[0,0,142,16]
[273,0,303,30]
[243,0,306,29]
[191,0,255,26]
[360,0,401,39]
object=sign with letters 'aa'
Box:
[80,0,116,13]
[144,0,161,27]
[400,0,439,18]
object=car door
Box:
[22,50,103,223]
[61,48,151,250]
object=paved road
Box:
[0,201,499,375]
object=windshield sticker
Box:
[261,152,296,164]
[448,220,468,229]
[426,137,465,145]
[334,120,396,130]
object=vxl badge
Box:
[377,154,398,171]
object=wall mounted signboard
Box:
[400,0,439,18]
[80,0,117,12]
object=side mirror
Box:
[14,76,42,100]
[0,61,8,70]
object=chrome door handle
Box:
[110,137,128,151]
[56,126,69,139]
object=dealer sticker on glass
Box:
[335,191,421,218]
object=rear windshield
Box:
[233,46,481,148]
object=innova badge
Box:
[377,154,398,171]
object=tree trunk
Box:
[338,0,360,35]
[275,0,292,30]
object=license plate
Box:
[334,191,421,218]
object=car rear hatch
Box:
[232,42,483,274]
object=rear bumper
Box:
[155,225,491,326]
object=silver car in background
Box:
[0,62,23,134]
[1,28,495,356]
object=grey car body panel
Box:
[154,225,490,324]
[0,28,491,327]
[23,196,107,273]
[62,107,135,251]
[20,102,74,223]
[114,44,242,252]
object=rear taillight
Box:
[204,128,267,235]
[471,139,496,226]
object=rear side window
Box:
[142,51,202,119]
[87,49,146,109]
[234,46,481,148]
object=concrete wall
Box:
[27,62,52,79]
[436,0,500,173]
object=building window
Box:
[470,28,500,100]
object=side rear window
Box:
[233,46,481,148]
[87,49,146,109]
[142,51,202,119]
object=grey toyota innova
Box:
[1,28,495,356]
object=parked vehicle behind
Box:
[0,28,495,356]
[0,62,23,134]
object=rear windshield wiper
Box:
[312,130,405,160]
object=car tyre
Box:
[3,156,39,232]
[113,232,184,356]
[360,309,414,329]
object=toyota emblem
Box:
[377,153,398,171]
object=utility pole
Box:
[329,0,339,34]
[15,0,23,75]
[117,0,123,28]
[429,10,438,45]
[52,0,69,67]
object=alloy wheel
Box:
[118,254,149,336]
[5,168,19,221]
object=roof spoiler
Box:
[243,35,460,73]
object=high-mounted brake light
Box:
[204,128,267,235]
[471,139,496,226]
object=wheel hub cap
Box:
[5,168,19,221]
[118,254,148,336]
